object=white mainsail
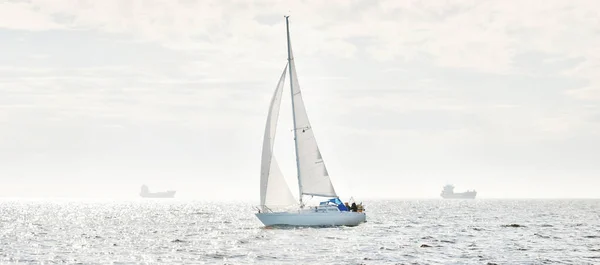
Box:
[260,63,296,211]
[288,48,337,198]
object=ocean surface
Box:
[1,199,598,264]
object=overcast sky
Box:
[1,0,599,200]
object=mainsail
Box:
[288,48,337,198]
[260,63,296,211]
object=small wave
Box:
[171,239,186,243]
[207,253,227,259]
[583,235,600,238]
[379,246,399,250]
[256,255,278,260]
[501,224,525,228]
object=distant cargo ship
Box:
[140,185,176,198]
[440,184,476,199]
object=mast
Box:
[285,15,303,207]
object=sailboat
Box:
[255,16,367,227]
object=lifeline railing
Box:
[254,205,273,213]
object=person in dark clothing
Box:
[350,202,358,212]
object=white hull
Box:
[256,211,366,227]
[140,191,176,198]
[441,191,476,199]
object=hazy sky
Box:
[1,0,599,200]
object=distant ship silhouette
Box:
[440,184,476,199]
[139,185,176,198]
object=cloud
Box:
[566,86,600,101]
[564,58,600,101]
[0,64,269,131]
[3,0,599,76]
[0,1,64,31]
[3,0,599,125]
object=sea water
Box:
[1,199,598,264]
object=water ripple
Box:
[0,199,598,264]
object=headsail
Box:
[260,63,296,211]
[288,48,337,198]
